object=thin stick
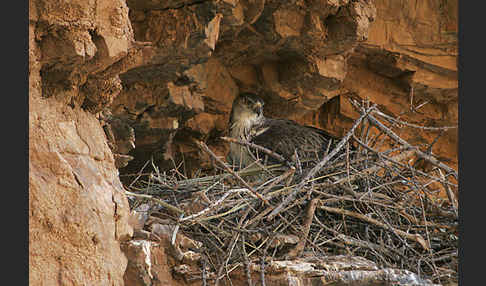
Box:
[374,110,458,131]
[425,129,445,154]
[128,159,151,188]
[261,167,295,193]
[438,169,458,219]
[260,256,266,286]
[215,205,252,286]
[171,215,182,245]
[240,236,253,286]
[221,136,289,166]
[267,104,377,220]
[286,198,319,258]
[336,233,406,260]
[196,140,271,206]
[293,149,303,174]
[319,205,430,250]
[124,190,184,215]
[365,112,458,179]
[180,188,248,222]
[202,256,207,286]
[215,232,240,286]
[352,134,457,187]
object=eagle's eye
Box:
[238,94,264,112]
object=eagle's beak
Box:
[254,102,263,116]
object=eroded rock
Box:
[122,221,204,286]
[29,0,458,285]
[113,0,377,177]
[123,225,440,286]
[29,0,136,284]
[29,94,133,285]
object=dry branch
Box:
[286,198,319,258]
[126,99,458,285]
[221,136,289,166]
[267,103,377,220]
[438,169,458,219]
[196,140,270,206]
[358,107,458,179]
[319,205,430,251]
[125,190,184,215]
[373,110,458,131]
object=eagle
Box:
[228,92,340,169]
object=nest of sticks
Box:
[126,99,458,285]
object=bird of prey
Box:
[228,92,339,169]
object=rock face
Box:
[340,0,458,173]
[29,95,133,285]
[29,0,457,284]
[113,0,378,178]
[109,0,457,181]
[123,219,203,286]
[122,218,440,286]
[29,0,135,284]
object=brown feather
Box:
[228,93,340,168]
[252,118,338,164]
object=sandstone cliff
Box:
[111,0,457,183]
[29,0,136,284]
[29,0,457,285]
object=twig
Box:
[437,169,458,219]
[352,134,457,187]
[425,129,445,154]
[337,233,406,260]
[286,198,319,258]
[319,205,430,251]
[128,159,151,188]
[196,140,271,206]
[202,255,207,286]
[431,250,457,263]
[215,204,252,286]
[260,167,295,194]
[267,104,377,220]
[260,256,266,286]
[293,149,303,174]
[172,215,182,245]
[365,112,458,179]
[373,110,458,131]
[199,201,250,222]
[419,196,433,253]
[221,136,290,166]
[240,236,253,286]
[180,188,249,222]
[125,190,184,215]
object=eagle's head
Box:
[230,93,265,126]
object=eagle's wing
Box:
[251,118,338,165]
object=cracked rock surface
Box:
[29,0,135,284]
[29,0,457,284]
[29,93,133,285]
